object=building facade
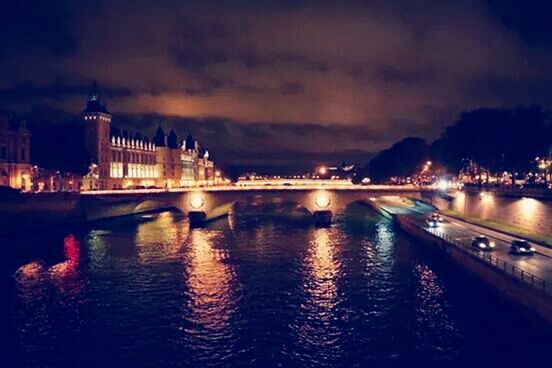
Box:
[0,111,31,191]
[83,84,215,190]
[30,166,83,192]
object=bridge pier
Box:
[313,210,332,227]
[188,211,207,228]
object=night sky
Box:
[2,0,552,172]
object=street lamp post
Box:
[536,158,551,186]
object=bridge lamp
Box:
[190,194,205,210]
[437,179,450,191]
[314,192,331,209]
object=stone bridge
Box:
[81,186,441,226]
[0,187,444,234]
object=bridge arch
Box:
[173,189,432,226]
[133,199,177,214]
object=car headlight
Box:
[479,243,486,248]
[519,247,526,252]
[489,242,495,247]
[530,247,536,252]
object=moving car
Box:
[426,217,439,228]
[510,239,535,255]
[471,235,495,251]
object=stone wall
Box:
[431,193,552,235]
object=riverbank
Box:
[0,192,179,235]
[367,200,552,325]
[395,215,552,324]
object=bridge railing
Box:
[427,228,548,296]
[80,184,443,195]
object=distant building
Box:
[30,166,82,192]
[82,83,214,190]
[0,111,31,191]
[154,126,183,189]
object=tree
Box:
[367,137,428,183]
[431,106,552,178]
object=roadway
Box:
[425,216,552,284]
[376,197,552,285]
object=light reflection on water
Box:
[2,209,551,367]
[304,228,340,313]
[184,229,236,331]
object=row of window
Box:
[110,163,157,179]
[111,150,156,165]
[84,115,111,121]
[0,146,27,161]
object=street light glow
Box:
[190,194,205,209]
[314,192,331,209]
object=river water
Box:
[1,206,550,367]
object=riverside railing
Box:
[426,227,548,296]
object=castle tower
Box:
[83,82,112,190]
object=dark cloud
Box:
[0,0,77,58]
[3,0,552,169]
[0,80,133,101]
[279,81,303,95]
[378,65,436,85]
[174,48,228,69]
[468,75,552,105]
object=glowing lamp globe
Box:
[315,193,331,209]
[190,195,204,210]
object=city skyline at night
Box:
[1,2,552,367]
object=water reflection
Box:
[184,229,236,332]
[4,210,551,367]
[361,219,395,283]
[14,261,47,302]
[15,261,44,281]
[14,234,83,323]
[374,219,394,253]
[413,262,459,358]
[294,227,344,365]
[48,235,80,277]
[304,228,340,313]
[48,235,83,295]
[135,212,188,262]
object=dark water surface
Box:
[1,209,550,367]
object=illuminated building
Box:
[0,111,31,191]
[30,166,82,192]
[154,126,182,189]
[82,83,215,190]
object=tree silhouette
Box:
[431,106,551,178]
[367,137,428,183]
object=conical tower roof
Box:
[83,81,110,114]
[154,125,166,147]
